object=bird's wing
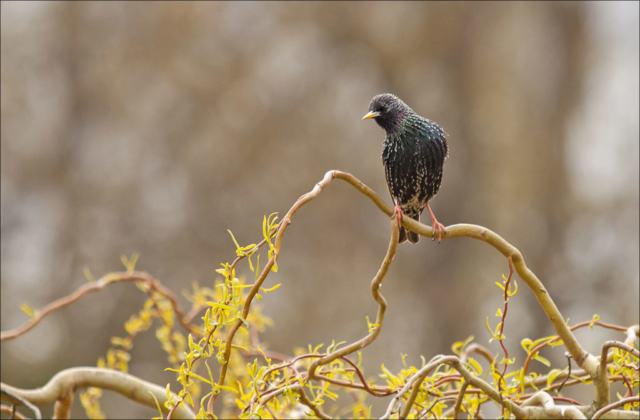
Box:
[381,142,400,206]
[416,121,448,198]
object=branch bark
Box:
[521,391,586,419]
[0,405,28,420]
[52,391,73,419]
[0,367,196,419]
[0,389,41,419]
[452,381,469,420]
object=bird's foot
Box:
[431,220,446,243]
[391,203,405,228]
[426,203,446,243]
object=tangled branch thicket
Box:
[1,170,638,420]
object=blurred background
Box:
[1,1,638,418]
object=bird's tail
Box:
[398,226,408,244]
[398,211,420,244]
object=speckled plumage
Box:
[365,94,448,244]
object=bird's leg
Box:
[391,201,405,228]
[426,203,446,243]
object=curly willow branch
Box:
[384,355,638,420]
[206,170,399,415]
[0,367,196,419]
[252,384,330,420]
[3,170,632,419]
[306,217,399,382]
[325,171,589,353]
[323,171,604,393]
[199,170,611,416]
[380,355,527,419]
[522,320,633,378]
[1,271,197,342]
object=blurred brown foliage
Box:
[1,2,638,418]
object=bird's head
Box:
[362,93,411,132]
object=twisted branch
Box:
[252,383,330,420]
[0,367,196,419]
[306,217,398,382]
[1,271,197,342]
[324,170,595,371]
[596,341,640,410]
[230,170,600,417]
[592,397,640,420]
[381,355,527,419]
[523,321,635,378]
[521,391,586,419]
[3,170,636,419]
[0,389,41,419]
[207,171,399,416]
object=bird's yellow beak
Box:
[362,111,380,120]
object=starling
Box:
[363,93,448,244]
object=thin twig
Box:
[296,386,331,420]
[174,224,281,418]
[252,384,329,419]
[1,271,197,341]
[601,341,640,360]
[418,396,457,419]
[622,376,634,398]
[557,352,573,394]
[256,352,394,399]
[381,355,527,420]
[592,396,640,420]
[596,341,640,410]
[0,405,27,420]
[0,389,41,419]
[522,320,630,377]
[496,256,514,417]
[460,343,496,366]
[452,381,469,420]
[382,356,449,419]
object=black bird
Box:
[363,93,448,244]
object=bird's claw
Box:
[431,221,446,243]
[391,203,405,228]
[426,203,445,244]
